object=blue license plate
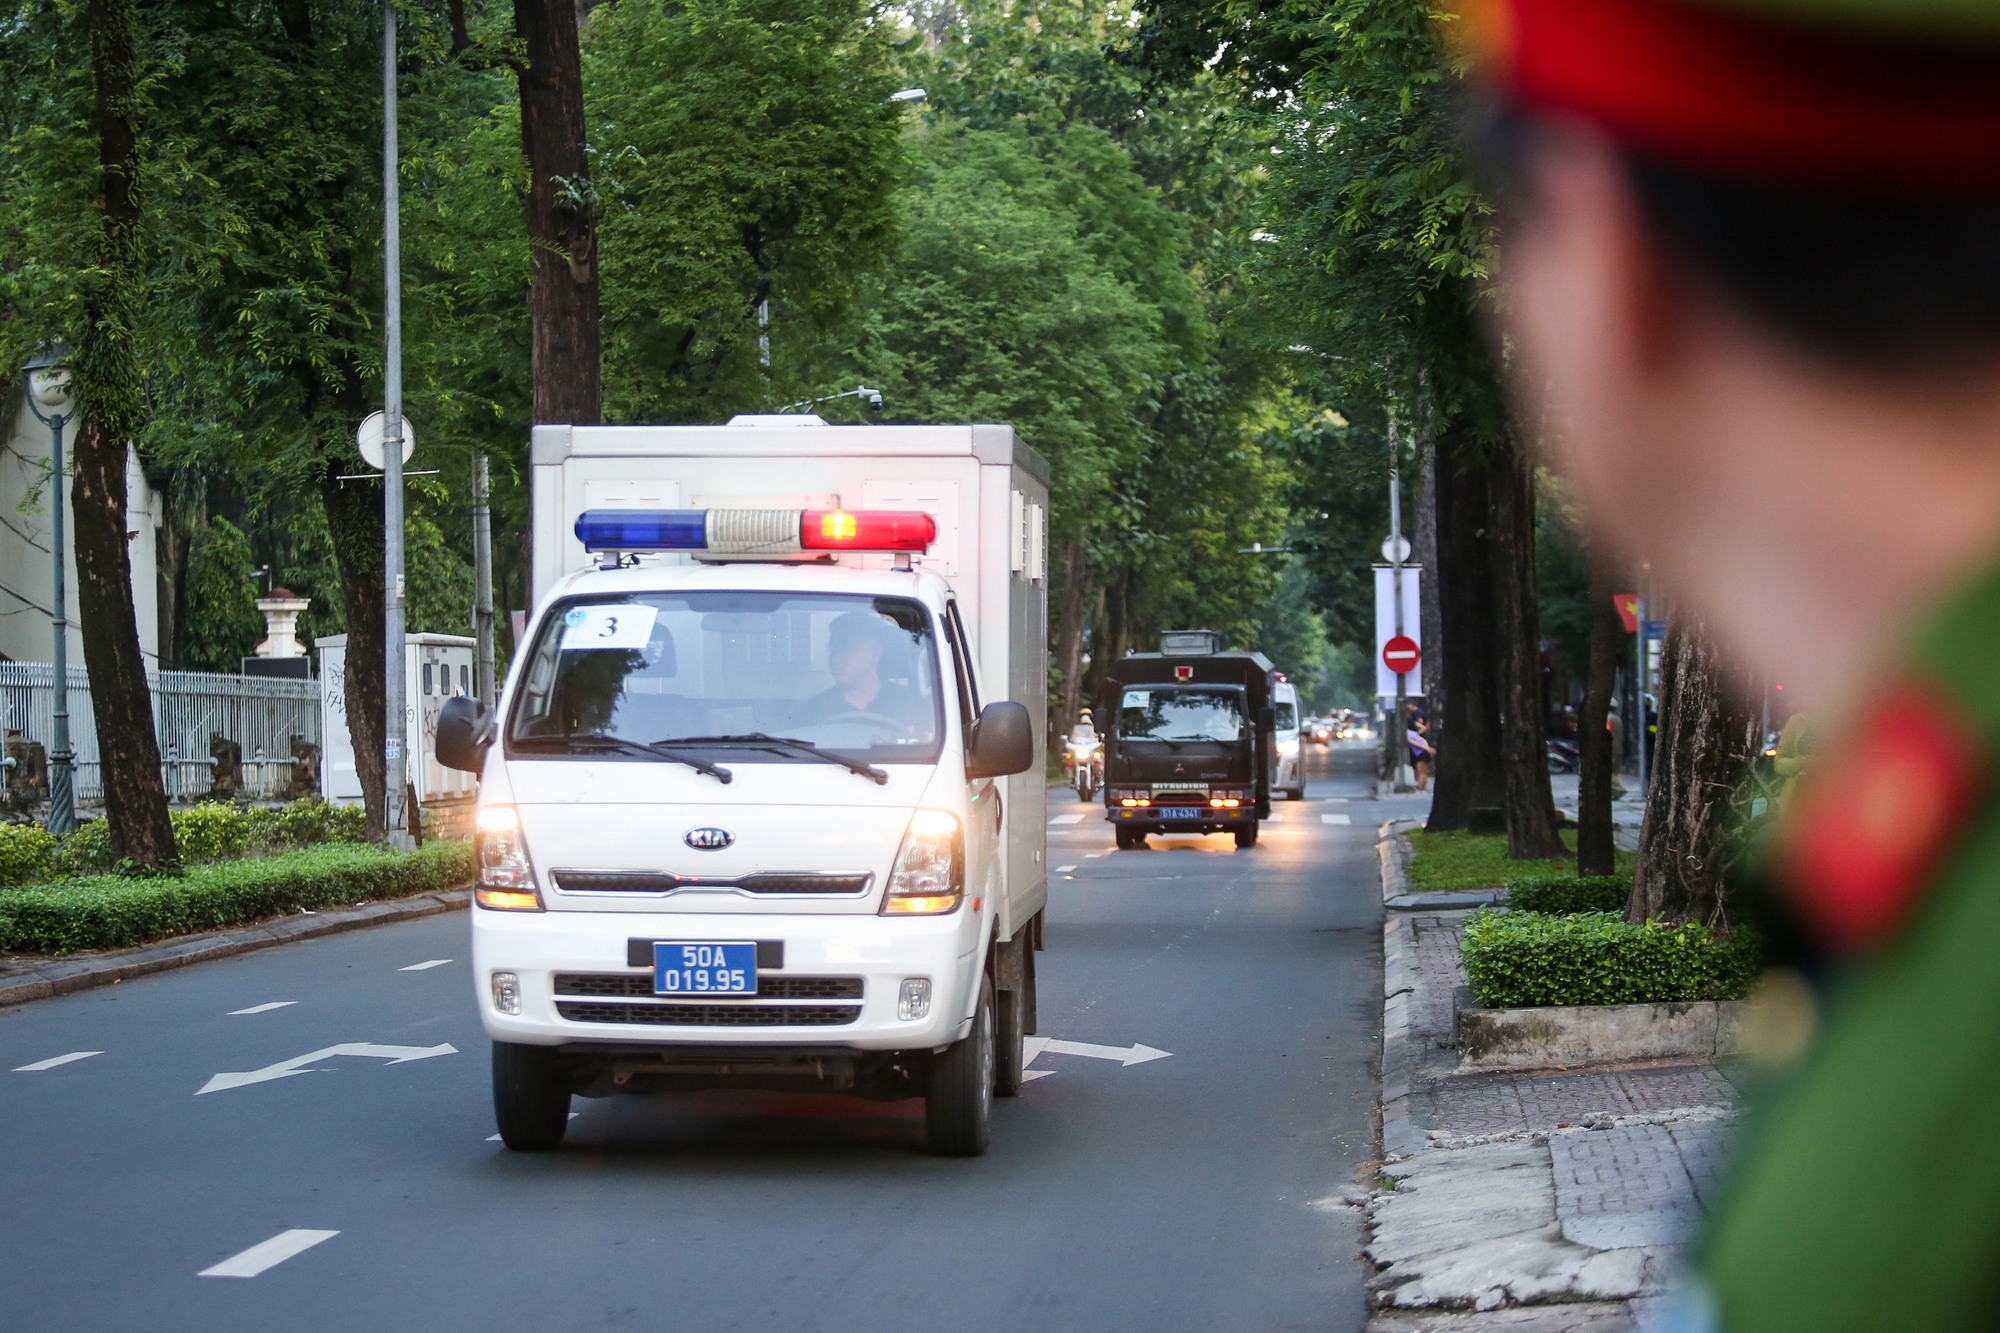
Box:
[1156,807,1204,821]
[653,941,758,996]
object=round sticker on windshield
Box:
[563,608,586,627]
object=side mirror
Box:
[966,701,1034,779]
[436,695,493,774]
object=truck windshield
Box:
[1117,687,1246,742]
[506,592,944,763]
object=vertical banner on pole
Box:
[1374,565,1423,700]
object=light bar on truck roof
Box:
[575,508,936,557]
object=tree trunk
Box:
[1627,611,1760,925]
[514,0,601,429]
[1425,424,1504,830]
[323,465,388,842]
[1415,427,1441,723]
[1490,437,1567,859]
[1576,557,1622,876]
[73,0,176,866]
[1053,535,1090,736]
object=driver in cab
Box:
[805,611,928,736]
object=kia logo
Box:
[684,827,733,851]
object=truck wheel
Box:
[996,963,1031,1098]
[491,1041,570,1152]
[927,975,995,1156]
[1115,826,1145,850]
[1234,822,1260,849]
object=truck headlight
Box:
[881,809,962,915]
[474,805,543,911]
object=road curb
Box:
[1381,912,1426,1160]
[0,886,471,1009]
[1378,820,1502,911]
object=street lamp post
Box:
[382,1,410,850]
[22,348,77,834]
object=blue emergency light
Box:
[574,508,937,557]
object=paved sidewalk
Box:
[1367,910,1740,1329]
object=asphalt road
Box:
[1,742,1392,1332]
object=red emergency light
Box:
[801,509,937,552]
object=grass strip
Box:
[1404,829,1636,892]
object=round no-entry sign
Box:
[1383,635,1421,675]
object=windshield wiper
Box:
[521,732,733,783]
[673,733,889,785]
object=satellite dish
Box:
[356,411,415,470]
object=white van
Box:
[436,418,1050,1156]
[1273,680,1305,800]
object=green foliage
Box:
[180,516,264,672]
[0,825,61,889]
[1505,875,1631,915]
[0,841,472,954]
[26,799,377,884]
[588,0,905,420]
[1461,910,1763,1008]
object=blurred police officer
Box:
[1470,0,2000,1326]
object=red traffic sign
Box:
[1383,635,1421,675]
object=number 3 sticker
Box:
[559,603,658,650]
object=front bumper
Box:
[471,904,983,1052]
[1106,804,1257,833]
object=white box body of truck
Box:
[457,417,1050,1154]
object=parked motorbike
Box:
[1545,738,1581,775]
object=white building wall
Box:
[1,395,161,668]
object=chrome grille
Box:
[552,870,871,896]
[555,1001,861,1027]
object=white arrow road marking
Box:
[1021,1069,1056,1083]
[199,1229,339,1278]
[1048,814,1084,826]
[1321,813,1352,826]
[13,1051,102,1072]
[197,1042,457,1095]
[229,1002,297,1016]
[1021,1037,1172,1074]
[399,959,453,971]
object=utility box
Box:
[316,633,478,806]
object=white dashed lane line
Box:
[229,1002,297,1016]
[12,1051,103,1072]
[199,1229,340,1278]
[1055,865,1077,874]
[1048,814,1085,826]
[1321,813,1352,826]
[399,959,453,971]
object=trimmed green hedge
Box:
[1504,875,1630,915]
[0,841,472,955]
[0,798,371,887]
[1461,909,1762,1008]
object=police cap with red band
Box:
[1462,0,2000,189]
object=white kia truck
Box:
[434,417,1050,1156]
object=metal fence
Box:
[0,663,320,804]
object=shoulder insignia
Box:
[1775,685,1983,955]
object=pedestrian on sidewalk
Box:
[1407,716,1434,792]
[1469,0,2000,1327]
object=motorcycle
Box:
[1065,737,1104,802]
[1545,738,1581,775]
